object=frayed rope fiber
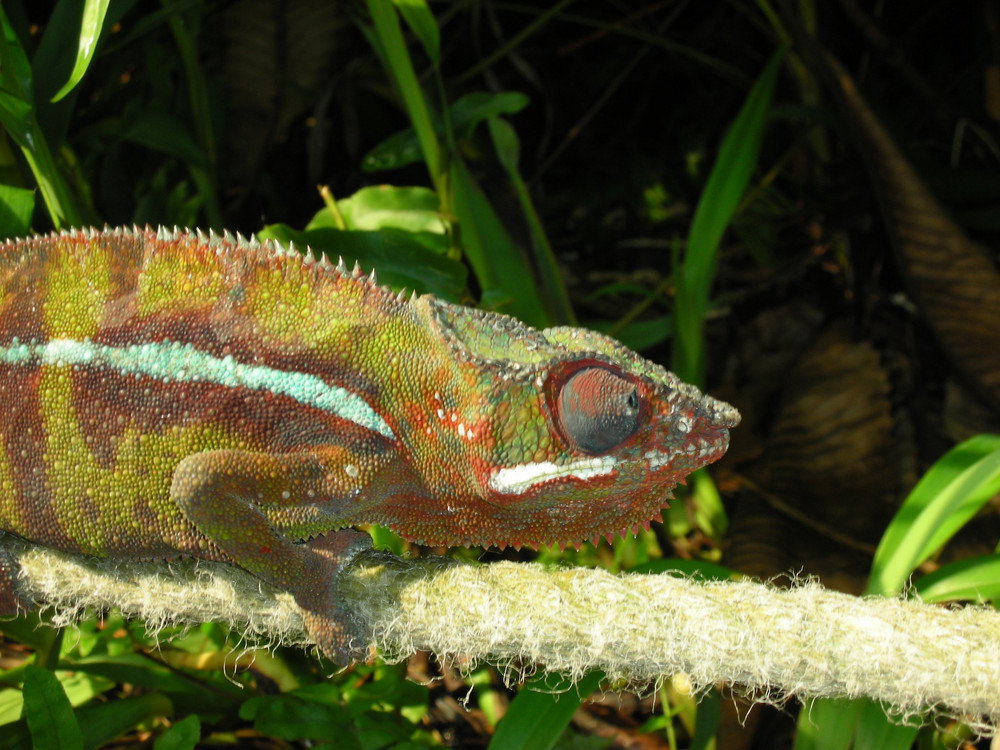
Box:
[4,536,999,728]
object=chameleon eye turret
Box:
[555,365,644,454]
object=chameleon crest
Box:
[0,227,738,662]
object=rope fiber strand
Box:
[3,535,998,731]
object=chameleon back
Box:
[0,226,738,660]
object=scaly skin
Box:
[0,226,739,662]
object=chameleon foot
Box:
[297,529,374,665]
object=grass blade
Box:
[673,47,784,384]
[365,0,443,193]
[914,553,1000,603]
[50,0,111,102]
[866,434,1000,596]
[488,671,603,750]
[22,666,83,750]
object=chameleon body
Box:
[0,226,739,662]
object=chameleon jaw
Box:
[487,456,619,495]
[486,431,730,496]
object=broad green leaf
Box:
[914,553,1000,603]
[489,671,604,750]
[51,0,111,102]
[674,46,785,385]
[0,686,25,724]
[393,0,439,66]
[53,670,114,710]
[867,434,1000,596]
[329,185,445,235]
[76,693,174,750]
[71,654,234,699]
[153,714,200,750]
[240,694,356,744]
[853,700,919,750]
[793,697,861,750]
[22,665,83,750]
[0,183,34,238]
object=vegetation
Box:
[2,0,1000,747]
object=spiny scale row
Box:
[489,515,661,552]
[19,225,419,307]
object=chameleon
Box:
[0,226,739,663]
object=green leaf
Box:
[0,90,34,150]
[486,116,574,324]
[0,5,33,99]
[914,553,1000,603]
[22,665,83,750]
[0,183,34,238]
[329,185,445,235]
[449,158,549,326]
[866,434,1000,596]
[50,0,111,102]
[634,558,736,580]
[452,91,530,138]
[792,698,861,750]
[240,694,356,744]
[76,693,174,750]
[853,700,919,750]
[362,128,426,172]
[689,690,720,750]
[673,46,785,385]
[361,91,529,173]
[365,0,443,190]
[393,0,439,66]
[489,671,604,750]
[121,110,207,168]
[153,714,200,750]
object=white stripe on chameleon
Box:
[489,455,618,495]
[0,337,396,440]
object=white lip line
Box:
[489,432,730,495]
[489,456,618,495]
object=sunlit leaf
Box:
[867,434,1000,596]
[51,0,111,102]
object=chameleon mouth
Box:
[645,430,731,470]
[486,429,730,497]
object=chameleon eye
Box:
[557,366,644,454]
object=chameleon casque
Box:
[0,226,739,663]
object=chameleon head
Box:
[405,300,740,549]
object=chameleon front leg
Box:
[170,450,374,664]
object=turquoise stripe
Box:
[0,337,395,440]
